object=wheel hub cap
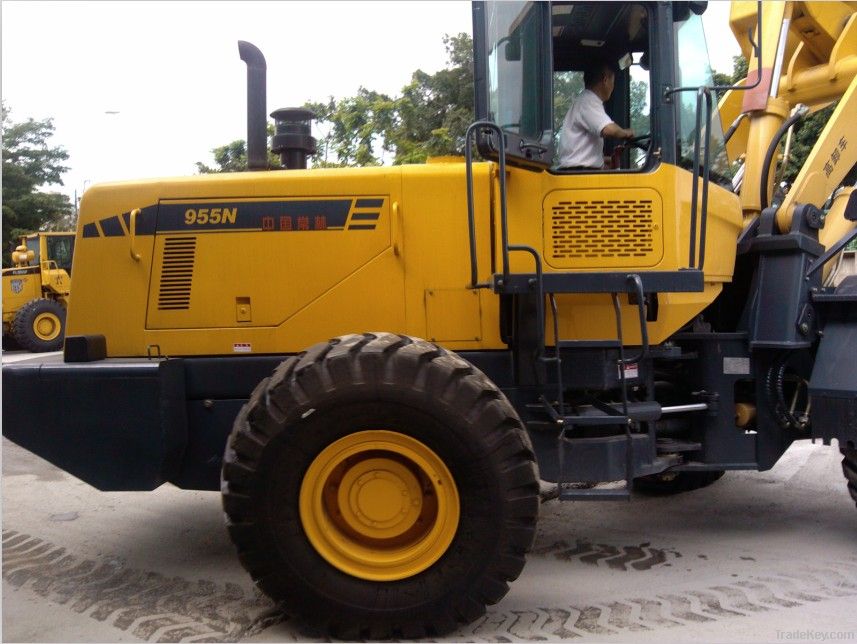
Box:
[338,458,423,538]
[33,312,61,341]
[299,430,460,581]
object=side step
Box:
[545,397,680,501]
[558,432,647,501]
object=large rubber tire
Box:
[842,448,857,508]
[222,333,539,638]
[2,332,21,351]
[633,470,725,496]
[11,298,66,352]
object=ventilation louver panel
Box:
[544,190,663,269]
[157,237,196,310]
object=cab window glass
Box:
[673,12,730,181]
[46,236,74,274]
[25,237,41,264]
[486,1,548,140]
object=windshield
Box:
[47,235,75,274]
[673,13,730,182]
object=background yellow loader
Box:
[2,231,74,352]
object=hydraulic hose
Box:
[723,112,748,145]
[765,352,810,431]
[759,104,808,212]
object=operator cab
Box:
[473,0,730,180]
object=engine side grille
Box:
[544,190,663,269]
[157,237,196,310]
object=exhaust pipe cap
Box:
[271,108,317,170]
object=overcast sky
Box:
[2,1,738,206]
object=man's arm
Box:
[601,122,635,139]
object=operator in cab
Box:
[557,59,635,170]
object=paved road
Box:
[3,428,856,643]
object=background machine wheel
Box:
[221,333,540,638]
[10,298,66,353]
[843,448,857,508]
[633,470,726,496]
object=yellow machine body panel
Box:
[500,164,742,345]
[68,164,497,356]
[145,196,395,330]
[2,270,42,326]
[69,158,741,357]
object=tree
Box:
[553,72,584,137]
[196,124,279,173]
[2,103,73,265]
[781,103,837,185]
[307,33,473,167]
[307,88,397,167]
[389,33,474,165]
[731,55,749,84]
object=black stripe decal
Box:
[117,207,157,236]
[348,224,376,230]
[100,216,124,237]
[82,223,99,238]
[135,207,158,235]
[351,212,380,221]
[355,199,384,208]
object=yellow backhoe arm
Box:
[726,1,857,227]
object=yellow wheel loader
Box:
[2,231,74,352]
[4,1,857,637]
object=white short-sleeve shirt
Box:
[557,89,613,169]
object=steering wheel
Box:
[628,133,651,150]
[610,133,652,169]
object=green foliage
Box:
[2,103,73,266]
[309,33,474,167]
[389,33,474,165]
[629,79,649,135]
[307,88,397,167]
[731,55,749,84]
[552,72,583,137]
[781,103,837,184]
[196,125,278,173]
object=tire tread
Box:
[842,448,857,508]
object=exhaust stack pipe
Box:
[238,41,268,170]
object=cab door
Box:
[473,1,554,169]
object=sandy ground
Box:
[2,351,857,642]
[4,437,857,643]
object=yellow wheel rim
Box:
[299,430,460,581]
[33,312,61,341]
